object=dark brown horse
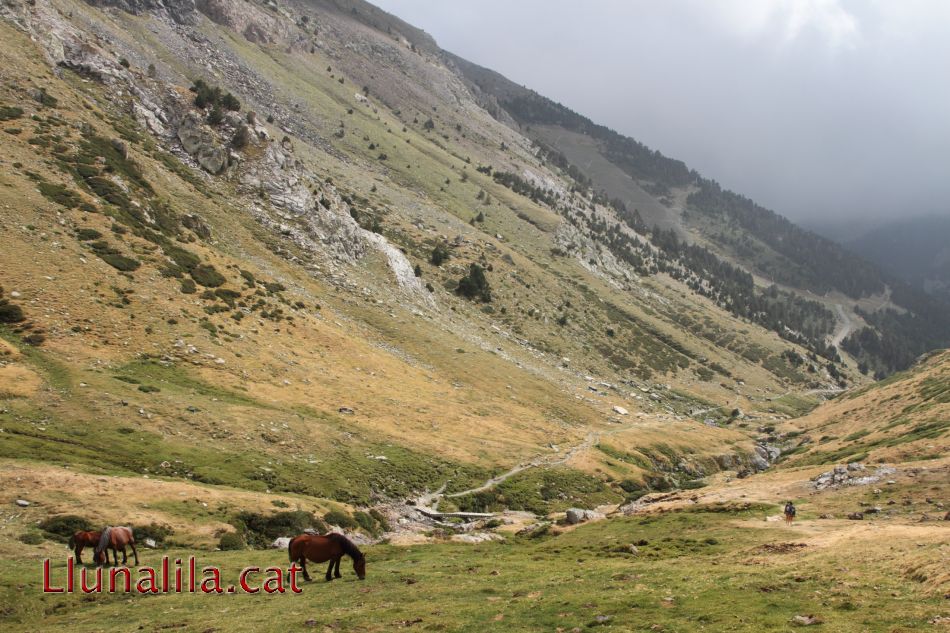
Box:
[95,526,139,567]
[288,533,365,582]
[68,530,102,565]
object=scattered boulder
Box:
[812,463,896,490]
[338,406,354,415]
[15,499,30,507]
[270,537,292,549]
[612,405,628,416]
[847,512,864,520]
[143,538,158,549]
[565,508,605,525]
[791,615,822,626]
[451,532,503,544]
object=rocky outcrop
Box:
[1,0,125,81]
[565,508,605,525]
[195,0,282,44]
[83,0,197,25]
[177,113,229,174]
[238,142,366,263]
[812,463,897,490]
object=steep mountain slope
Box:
[0,0,859,514]
[448,55,950,377]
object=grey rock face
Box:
[83,0,197,25]
[565,508,605,524]
[177,113,229,174]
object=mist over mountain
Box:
[844,215,950,302]
[373,0,950,227]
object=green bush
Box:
[190,264,226,287]
[0,105,23,120]
[19,532,45,545]
[430,244,450,266]
[39,515,94,542]
[353,511,380,536]
[218,532,245,551]
[323,509,357,529]
[179,278,197,294]
[369,509,390,532]
[0,300,25,324]
[35,88,58,108]
[456,263,491,302]
[134,523,174,545]
[99,252,141,272]
[75,228,102,241]
[166,246,201,271]
[233,511,327,548]
[38,181,82,209]
[206,105,224,126]
[231,125,252,149]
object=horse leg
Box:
[325,560,334,582]
[75,545,83,566]
[130,541,139,566]
[334,556,342,579]
[121,546,128,565]
[300,559,311,582]
[112,547,119,567]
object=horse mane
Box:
[327,532,363,559]
[95,527,111,555]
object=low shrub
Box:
[19,532,45,545]
[75,228,102,241]
[323,509,356,530]
[134,523,174,545]
[39,515,94,542]
[99,252,141,272]
[233,511,327,549]
[190,264,226,288]
[218,532,245,551]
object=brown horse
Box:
[288,533,365,582]
[68,530,102,565]
[95,526,139,567]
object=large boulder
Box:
[565,508,605,525]
[177,113,228,174]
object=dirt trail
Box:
[831,303,853,347]
[418,419,644,510]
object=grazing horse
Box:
[68,530,102,565]
[95,526,139,567]
[288,533,366,582]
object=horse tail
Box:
[287,536,299,563]
[67,534,76,550]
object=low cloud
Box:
[373,0,950,226]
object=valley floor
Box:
[2,458,947,632]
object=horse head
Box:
[353,553,366,580]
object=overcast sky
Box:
[371,0,950,229]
